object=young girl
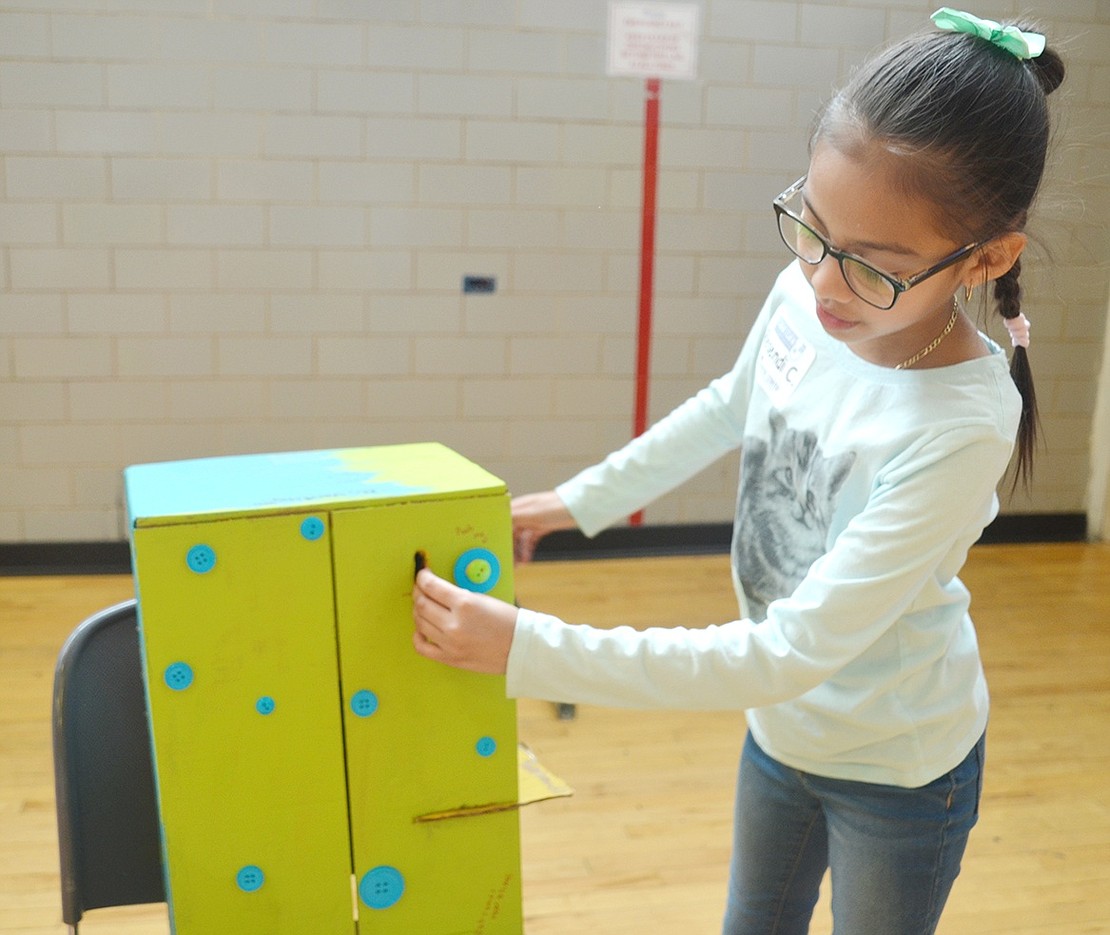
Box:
[412,10,1065,933]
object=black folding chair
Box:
[52,598,166,933]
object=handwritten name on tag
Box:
[756,311,816,407]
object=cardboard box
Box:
[125,443,539,934]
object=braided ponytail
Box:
[993,258,1038,490]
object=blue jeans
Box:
[722,731,984,935]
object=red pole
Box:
[631,76,660,527]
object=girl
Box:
[412,10,1065,934]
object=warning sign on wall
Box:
[607,1,699,80]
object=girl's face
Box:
[797,141,974,368]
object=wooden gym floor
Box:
[2,542,1108,934]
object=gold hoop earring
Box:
[965,284,973,303]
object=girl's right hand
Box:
[510,491,577,563]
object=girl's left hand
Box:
[411,568,518,675]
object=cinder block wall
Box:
[1,1,1107,542]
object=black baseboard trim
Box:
[0,513,1089,576]
[0,540,133,577]
[531,511,1089,561]
[533,523,734,561]
[973,511,1088,545]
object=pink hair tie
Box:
[1004,313,1031,349]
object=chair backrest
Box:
[53,598,166,927]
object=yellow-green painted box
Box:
[125,443,521,935]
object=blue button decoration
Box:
[453,548,500,593]
[256,696,275,715]
[476,736,497,757]
[164,662,194,691]
[236,865,265,892]
[300,516,325,541]
[186,544,216,574]
[350,690,378,718]
[359,865,404,910]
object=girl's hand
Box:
[412,568,518,675]
[510,490,577,563]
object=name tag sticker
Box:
[756,311,816,406]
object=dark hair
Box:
[813,23,1065,491]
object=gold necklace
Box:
[895,300,959,370]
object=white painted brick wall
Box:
[56,112,160,155]
[417,249,508,288]
[215,250,311,290]
[1,0,1107,543]
[113,159,212,201]
[318,250,414,291]
[417,74,513,118]
[319,71,415,115]
[64,204,164,246]
[269,380,366,420]
[215,67,314,112]
[269,295,360,333]
[0,13,50,59]
[216,336,313,376]
[108,65,210,109]
[317,336,411,376]
[1,111,53,153]
[68,295,168,334]
[318,162,415,203]
[271,206,366,247]
[7,156,109,199]
[468,30,564,75]
[117,336,214,378]
[419,165,513,205]
[1,203,57,244]
[68,381,170,422]
[366,116,462,159]
[52,14,163,61]
[164,113,262,156]
[9,249,112,291]
[168,380,268,421]
[369,206,465,247]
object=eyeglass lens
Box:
[777,211,897,309]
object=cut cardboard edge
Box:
[414,743,573,823]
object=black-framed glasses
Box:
[773,176,985,310]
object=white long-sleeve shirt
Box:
[506,261,1022,787]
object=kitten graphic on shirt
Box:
[734,411,856,621]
